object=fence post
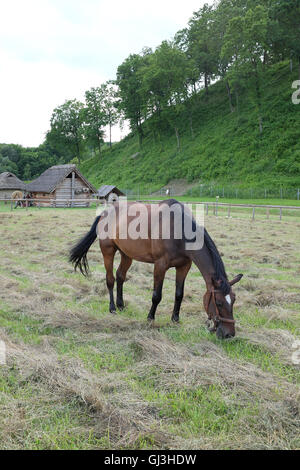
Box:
[280,208,282,221]
[228,205,231,218]
[206,204,209,216]
[252,208,255,221]
[266,208,270,220]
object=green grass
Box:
[0,208,299,450]
[138,384,244,435]
[0,308,52,345]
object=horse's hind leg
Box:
[147,260,167,322]
[102,244,117,314]
[116,253,132,311]
[171,261,192,323]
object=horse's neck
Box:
[190,247,214,289]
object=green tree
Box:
[49,100,85,163]
[101,81,119,149]
[23,163,31,180]
[222,5,269,133]
[186,5,219,96]
[0,156,18,174]
[84,87,107,157]
[210,0,245,112]
[271,0,300,79]
[116,53,149,147]
[0,144,23,172]
[140,41,189,150]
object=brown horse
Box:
[70,200,243,339]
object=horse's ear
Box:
[229,274,243,286]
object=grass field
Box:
[0,206,299,450]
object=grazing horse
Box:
[70,200,243,339]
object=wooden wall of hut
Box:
[55,173,91,207]
[31,193,52,207]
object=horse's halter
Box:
[205,290,235,332]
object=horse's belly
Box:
[115,238,155,263]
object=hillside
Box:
[80,62,300,194]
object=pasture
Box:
[0,205,299,450]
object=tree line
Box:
[47,0,299,159]
[1,0,299,178]
[0,143,59,181]
[116,0,300,149]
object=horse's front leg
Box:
[116,253,132,311]
[147,260,167,322]
[171,261,192,323]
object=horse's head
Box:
[203,274,243,339]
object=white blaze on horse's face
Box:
[225,294,231,306]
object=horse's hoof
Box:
[117,305,125,311]
[171,316,180,324]
[110,310,117,315]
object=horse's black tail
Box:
[69,215,101,276]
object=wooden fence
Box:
[136,200,300,221]
[0,198,100,210]
[1,198,300,221]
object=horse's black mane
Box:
[204,229,230,295]
[161,199,230,295]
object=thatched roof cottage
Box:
[0,172,25,200]
[26,164,97,207]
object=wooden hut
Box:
[26,165,97,207]
[0,172,25,201]
[97,185,125,202]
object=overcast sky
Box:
[0,0,212,147]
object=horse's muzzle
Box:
[216,325,235,340]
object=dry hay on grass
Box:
[1,332,171,450]
[1,328,299,450]
[0,208,299,449]
[132,331,298,397]
[239,328,298,365]
[130,331,300,449]
[43,309,144,334]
